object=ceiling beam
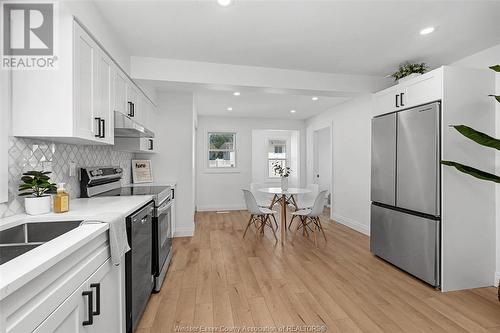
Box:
[131,56,392,96]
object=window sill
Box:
[203,168,242,174]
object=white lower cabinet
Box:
[1,232,125,333]
[33,258,121,333]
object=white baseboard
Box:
[196,204,246,212]
[331,213,370,236]
[174,225,195,237]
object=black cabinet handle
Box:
[94,117,101,138]
[149,139,154,150]
[132,103,135,117]
[400,93,405,107]
[90,283,101,316]
[82,291,94,326]
[100,119,105,138]
[128,102,134,117]
[395,94,399,108]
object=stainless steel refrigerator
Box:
[370,101,441,287]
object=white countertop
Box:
[0,195,155,300]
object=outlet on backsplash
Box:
[69,161,77,177]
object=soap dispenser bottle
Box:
[54,183,69,213]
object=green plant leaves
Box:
[489,65,500,72]
[18,170,57,197]
[451,125,500,151]
[488,95,500,103]
[442,161,500,183]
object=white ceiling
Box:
[95,0,500,76]
[194,90,349,119]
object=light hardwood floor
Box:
[137,209,500,333]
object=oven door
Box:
[155,197,173,279]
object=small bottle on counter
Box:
[53,183,69,213]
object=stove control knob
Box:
[115,168,123,173]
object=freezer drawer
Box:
[396,102,440,215]
[371,113,397,206]
[370,204,440,286]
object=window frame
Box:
[266,138,290,179]
[206,131,238,171]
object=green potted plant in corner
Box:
[273,162,291,191]
[391,62,428,83]
[441,64,500,300]
[18,171,57,215]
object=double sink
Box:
[0,221,82,265]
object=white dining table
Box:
[258,187,311,244]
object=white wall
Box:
[196,116,306,211]
[451,43,500,284]
[137,92,196,237]
[306,96,373,235]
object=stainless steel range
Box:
[80,166,174,331]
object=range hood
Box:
[114,111,155,138]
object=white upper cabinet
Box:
[11,18,155,145]
[73,23,98,142]
[114,71,128,117]
[373,68,443,117]
[95,50,114,144]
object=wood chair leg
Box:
[290,195,299,211]
[311,217,318,247]
[243,214,253,239]
[267,214,278,243]
[288,215,297,230]
[270,214,279,230]
[316,217,327,241]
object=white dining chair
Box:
[242,189,278,242]
[290,183,319,210]
[250,182,275,208]
[290,190,328,246]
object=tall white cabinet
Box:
[373,66,496,292]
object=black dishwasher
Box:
[125,201,155,333]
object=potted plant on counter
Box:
[18,171,57,215]
[273,162,291,191]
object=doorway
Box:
[313,126,332,207]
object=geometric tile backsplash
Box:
[0,137,133,219]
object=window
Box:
[268,139,287,177]
[208,132,236,168]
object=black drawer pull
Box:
[395,94,399,108]
[90,283,101,315]
[400,92,405,107]
[82,291,93,326]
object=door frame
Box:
[312,124,333,208]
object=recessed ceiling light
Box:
[233,92,240,96]
[227,107,233,111]
[217,0,233,7]
[420,27,435,35]
[312,96,319,101]
[290,110,296,114]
